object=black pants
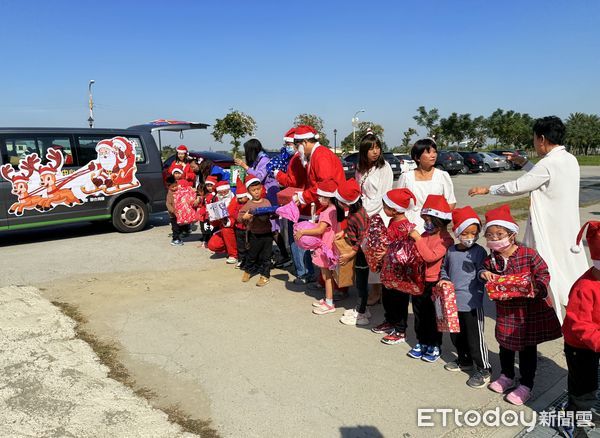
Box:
[245,232,272,278]
[355,250,370,314]
[499,345,537,389]
[412,282,443,347]
[382,286,410,332]
[170,216,184,240]
[450,308,491,370]
[235,228,247,270]
[565,343,600,411]
[274,231,289,260]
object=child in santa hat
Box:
[370,188,418,343]
[335,179,370,325]
[407,194,455,363]
[480,204,561,406]
[194,183,210,248]
[294,179,344,315]
[207,181,238,264]
[231,177,250,270]
[170,167,194,240]
[238,175,274,287]
[563,221,600,427]
[439,206,492,388]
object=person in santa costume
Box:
[168,145,196,185]
[230,176,250,270]
[207,181,238,264]
[563,221,600,426]
[479,205,561,406]
[407,194,455,363]
[439,206,492,388]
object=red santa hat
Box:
[294,125,319,140]
[95,139,116,153]
[176,145,188,153]
[571,221,600,260]
[235,176,248,198]
[421,194,452,220]
[316,179,337,197]
[12,172,29,183]
[452,206,481,236]
[205,175,218,186]
[215,181,230,192]
[283,127,296,143]
[383,188,416,213]
[38,164,58,176]
[171,166,184,175]
[335,178,361,204]
[245,173,261,188]
[484,204,519,234]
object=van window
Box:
[75,135,146,166]
[0,136,75,168]
[36,136,75,167]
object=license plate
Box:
[456,161,461,164]
[391,164,397,168]
[343,166,349,171]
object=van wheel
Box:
[112,197,148,233]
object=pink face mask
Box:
[486,236,512,252]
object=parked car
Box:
[434,151,464,175]
[0,127,167,233]
[162,150,234,183]
[393,153,417,173]
[457,151,484,174]
[490,149,524,170]
[479,152,507,172]
[343,152,401,179]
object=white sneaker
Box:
[340,311,370,326]
[343,307,372,319]
[312,298,326,307]
[226,257,238,264]
[313,302,336,315]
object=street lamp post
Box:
[333,129,337,154]
[88,80,95,128]
[352,109,365,151]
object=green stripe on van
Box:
[0,214,111,231]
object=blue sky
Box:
[0,0,598,151]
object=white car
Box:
[393,153,417,173]
[479,152,508,172]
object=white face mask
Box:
[459,237,476,248]
[593,260,600,270]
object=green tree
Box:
[467,116,489,150]
[400,127,418,150]
[161,145,175,161]
[293,113,330,146]
[339,121,385,153]
[413,106,441,139]
[439,112,473,148]
[565,112,600,155]
[212,109,257,155]
[486,109,533,148]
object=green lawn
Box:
[528,154,600,165]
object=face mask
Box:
[285,145,295,155]
[424,222,436,233]
[486,236,512,252]
[459,237,476,248]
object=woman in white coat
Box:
[398,138,457,233]
[356,131,394,304]
[469,116,589,322]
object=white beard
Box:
[98,153,117,171]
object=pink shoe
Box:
[505,385,531,406]
[488,374,516,393]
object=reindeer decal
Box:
[35,148,83,210]
[0,155,44,215]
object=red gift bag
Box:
[381,238,425,295]
[364,215,389,273]
[485,273,535,301]
[174,186,197,225]
[432,282,460,333]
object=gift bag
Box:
[380,238,425,295]
[485,273,535,301]
[432,282,460,333]
[174,186,197,225]
[277,187,302,206]
[293,221,322,250]
[332,238,355,288]
[364,215,389,273]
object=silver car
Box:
[479,152,508,172]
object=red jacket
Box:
[228,197,246,230]
[414,230,454,282]
[299,144,345,206]
[563,268,600,352]
[276,153,307,188]
[168,161,196,185]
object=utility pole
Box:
[88,80,95,128]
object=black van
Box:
[0,127,166,233]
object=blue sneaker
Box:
[170,239,184,246]
[422,346,441,363]
[407,344,426,359]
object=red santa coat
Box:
[276,153,307,188]
[298,144,345,206]
[563,268,600,352]
[168,161,196,185]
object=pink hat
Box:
[383,188,416,212]
[294,125,319,140]
[452,206,481,236]
[572,221,600,260]
[335,178,361,204]
[484,204,519,234]
[176,145,188,153]
[316,179,337,197]
[283,127,296,143]
[421,194,452,220]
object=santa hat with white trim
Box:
[235,176,249,198]
[571,221,600,260]
[484,204,519,234]
[335,178,361,205]
[294,125,319,140]
[215,181,230,192]
[176,145,188,153]
[383,188,416,213]
[421,194,452,220]
[205,175,218,186]
[283,128,296,143]
[316,179,337,198]
[171,165,184,175]
[452,206,481,236]
[244,173,261,188]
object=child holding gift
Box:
[563,221,600,424]
[407,194,455,363]
[371,188,418,345]
[294,180,344,315]
[480,205,561,406]
[207,181,238,264]
[439,206,491,388]
[231,177,250,270]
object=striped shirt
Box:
[345,206,369,251]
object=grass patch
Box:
[52,301,219,437]
[474,197,531,221]
[528,155,600,165]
